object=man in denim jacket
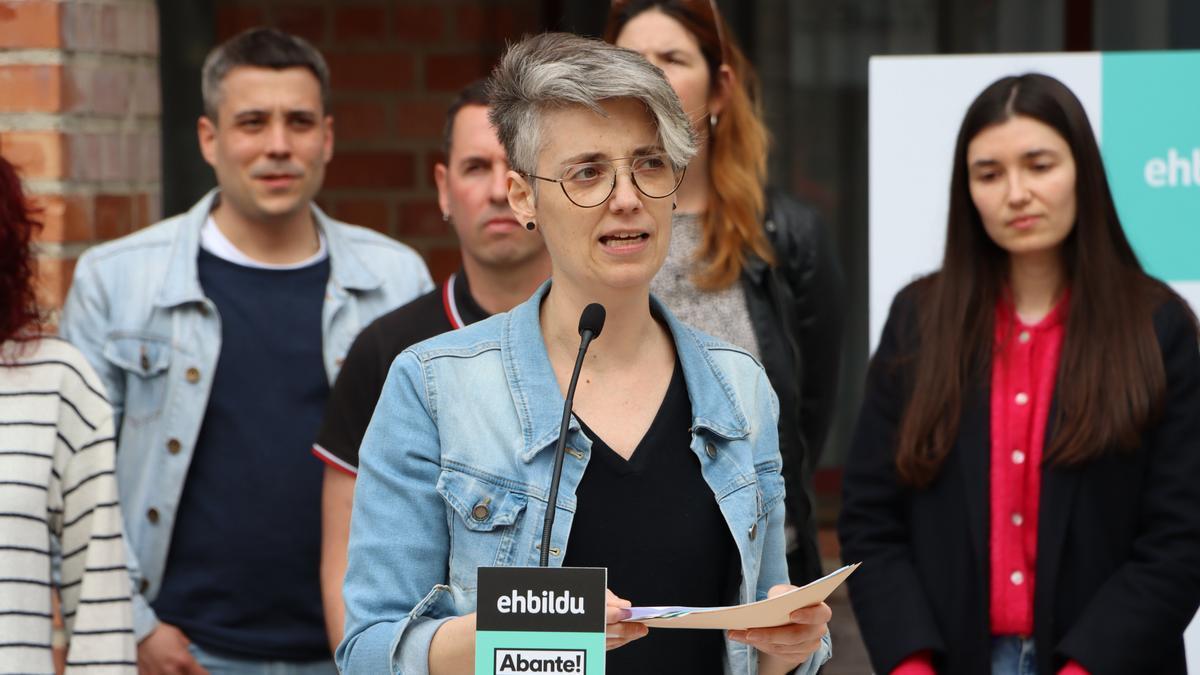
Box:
[60,28,431,674]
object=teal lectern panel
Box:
[475,567,607,675]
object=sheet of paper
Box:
[622,563,859,630]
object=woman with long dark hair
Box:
[0,154,135,669]
[839,73,1200,674]
[606,0,844,587]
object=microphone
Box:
[540,303,605,567]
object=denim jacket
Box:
[337,282,832,674]
[59,190,433,640]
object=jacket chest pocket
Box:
[436,469,528,592]
[103,333,172,427]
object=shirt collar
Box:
[155,189,383,308]
[453,269,490,325]
[502,280,751,463]
[996,286,1071,333]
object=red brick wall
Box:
[0,0,160,315]
[215,0,543,283]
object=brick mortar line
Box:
[335,139,441,149]
[0,52,158,66]
[33,242,92,259]
[23,179,162,195]
[321,193,437,201]
[333,92,457,102]
[60,52,160,67]
[0,51,66,66]
[320,188,434,195]
[62,0,158,6]
[0,114,161,132]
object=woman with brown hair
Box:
[838,73,1200,674]
[606,0,845,587]
[0,153,135,670]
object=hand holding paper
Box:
[605,588,648,651]
[726,588,831,667]
[622,563,859,630]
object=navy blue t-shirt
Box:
[153,249,332,660]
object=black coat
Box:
[839,284,1200,675]
[743,190,845,584]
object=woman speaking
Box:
[337,33,831,675]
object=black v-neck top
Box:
[564,360,739,673]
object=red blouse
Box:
[989,290,1067,635]
[891,292,1089,675]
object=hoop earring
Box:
[525,221,536,231]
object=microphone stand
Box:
[539,304,604,567]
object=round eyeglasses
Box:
[525,154,686,208]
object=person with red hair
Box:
[606,0,844,587]
[0,153,135,670]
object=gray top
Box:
[651,212,761,360]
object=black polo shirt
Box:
[313,270,487,472]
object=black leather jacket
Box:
[741,189,845,584]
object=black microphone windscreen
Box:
[578,303,606,339]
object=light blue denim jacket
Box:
[59,189,433,640]
[337,282,832,674]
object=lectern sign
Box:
[476,567,607,675]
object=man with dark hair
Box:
[313,79,550,649]
[61,28,431,673]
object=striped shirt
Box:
[0,337,135,674]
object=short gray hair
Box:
[202,28,331,122]
[487,32,696,176]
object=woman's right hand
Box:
[605,588,648,650]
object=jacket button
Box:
[185,367,201,384]
[147,508,160,524]
[166,438,181,454]
[748,523,757,541]
[471,504,490,521]
[705,442,718,459]
[139,579,150,593]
